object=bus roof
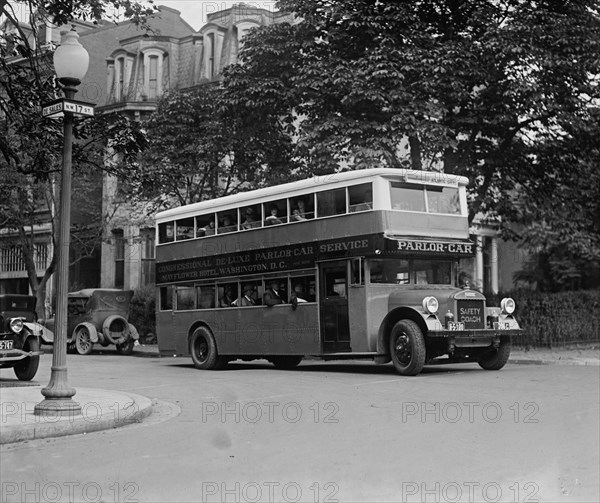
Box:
[155,168,469,222]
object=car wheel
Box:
[14,337,40,381]
[389,320,426,376]
[269,356,303,369]
[75,325,94,355]
[116,339,135,355]
[478,338,511,370]
[189,326,226,370]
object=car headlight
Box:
[501,297,516,315]
[422,296,439,314]
[9,317,24,334]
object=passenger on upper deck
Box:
[201,220,216,236]
[265,205,283,226]
[351,188,373,212]
[241,208,260,230]
[291,199,308,221]
[219,214,237,233]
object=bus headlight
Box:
[501,297,516,315]
[422,296,439,314]
[9,318,24,334]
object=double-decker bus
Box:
[155,168,522,376]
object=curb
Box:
[0,387,153,445]
[509,358,600,367]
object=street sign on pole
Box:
[42,98,95,118]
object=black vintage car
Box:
[44,289,139,355]
[0,294,43,380]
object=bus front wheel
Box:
[478,339,511,370]
[189,327,227,370]
[389,320,426,376]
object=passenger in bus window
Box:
[219,285,235,307]
[265,205,283,226]
[291,199,308,221]
[202,220,216,236]
[291,284,308,303]
[233,284,257,306]
[351,188,373,212]
[219,214,236,233]
[241,207,260,230]
[263,280,285,306]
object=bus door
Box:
[319,260,351,352]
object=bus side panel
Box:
[365,286,396,352]
[234,304,320,356]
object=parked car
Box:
[0,294,43,380]
[44,289,139,355]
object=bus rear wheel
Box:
[390,320,426,376]
[189,327,227,370]
[478,339,511,370]
[269,355,303,369]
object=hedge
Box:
[129,284,156,343]
[488,289,600,348]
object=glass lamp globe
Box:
[53,27,89,84]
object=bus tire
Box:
[270,355,303,369]
[478,339,511,370]
[13,336,40,381]
[389,320,426,376]
[189,327,227,370]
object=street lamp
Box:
[35,27,90,417]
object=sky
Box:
[148,0,278,30]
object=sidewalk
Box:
[0,386,152,445]
[509,345,600,366]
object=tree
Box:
[115,83,300,212]
[218,0,600,289]
[1,0,153,317]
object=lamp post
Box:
[35,27,90,417]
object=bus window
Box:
[176,286,195,310]
[264,199,287,226]
[240,205,261,230]
[390,183,426,212]
[196,214,216,236]
[217,211,237,234]
[426,186,461,214]
[324,271,346,297]
[218,283,237,307]
[317,188,346,217]
[348,183,373,212]
[158,222,175,243]
[176,217,194,240]
[159,286,173,310]
[369,259,410,284]
[290,195,314,221]
[412,260,453,285]
[196,284,216,309]
[350,258,364,285]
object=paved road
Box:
[1,349,599,502]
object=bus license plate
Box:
[447,322,465,331]
[493,321,511,330]
[0,340,14,350]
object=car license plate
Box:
[0,340,14,350]
[493,321,511,330]
[447,321,465,331]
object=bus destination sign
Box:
[383,237,474,257]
